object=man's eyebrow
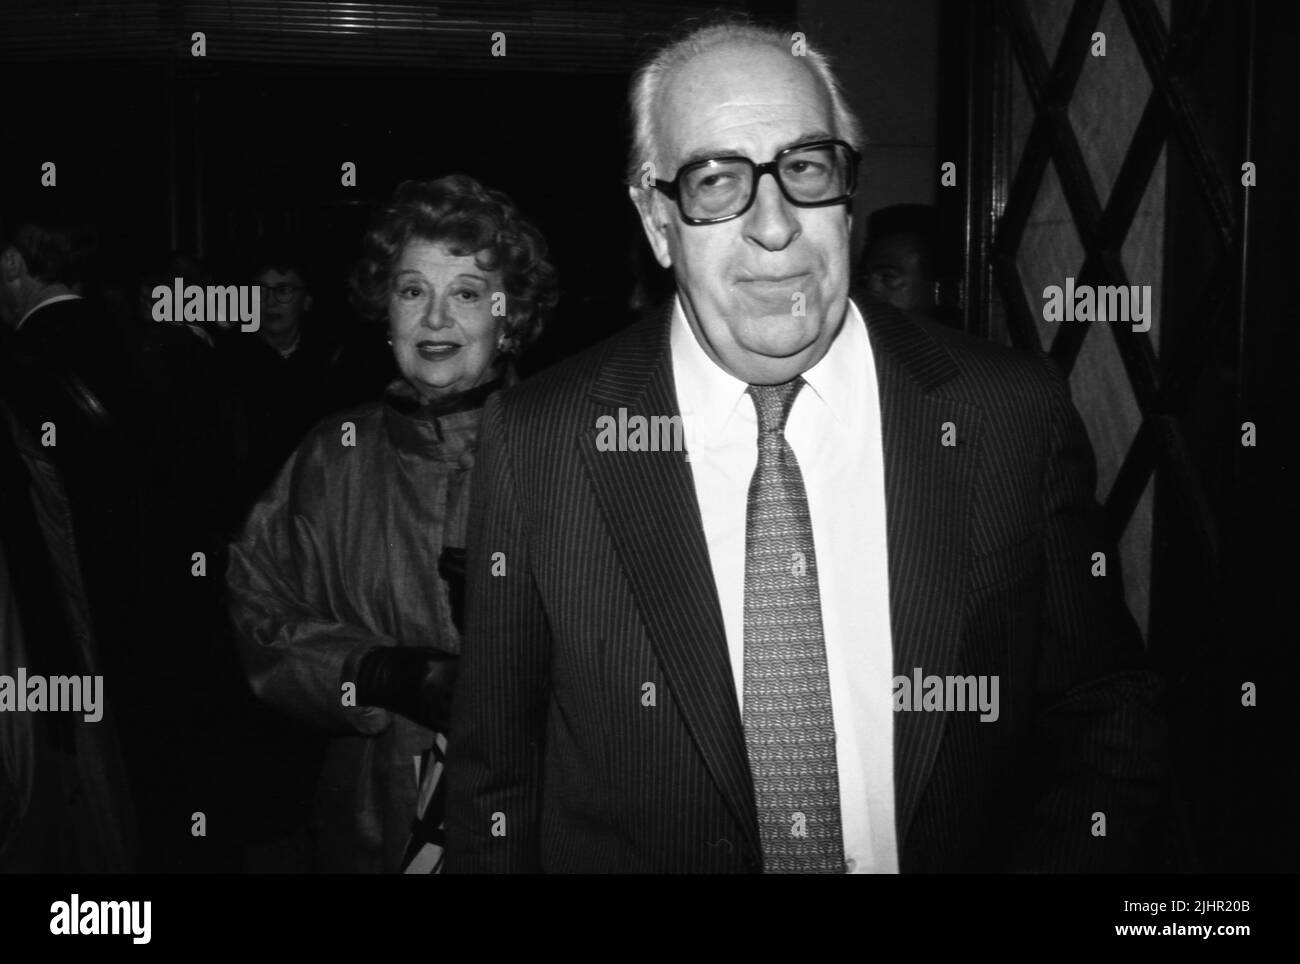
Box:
[677,145,743,167]
[779,130,836,151]
[674,131,838,168]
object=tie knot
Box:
[748,377,804,437]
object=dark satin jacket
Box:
[227,377,489,873]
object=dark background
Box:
[0,1,798,367]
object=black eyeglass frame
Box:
[259,282,306,304]
[651,139,862,226]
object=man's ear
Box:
[628,186,673,270]
[303,293,314,313]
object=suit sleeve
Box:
[1007,359,1169,872]
[225,443,395,737]
[444,394,552,873]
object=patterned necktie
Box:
[743,377,844,873]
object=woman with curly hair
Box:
[226,174,557,873]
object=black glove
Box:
[354,646,459,732]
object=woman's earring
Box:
[386,336,393,346]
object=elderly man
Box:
[444,20,1166,873]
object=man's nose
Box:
[743,172,800,250]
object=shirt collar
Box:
[800,297,870,428]
[669,295,871,439]
[274,331,302,359]
[16,293,82,330]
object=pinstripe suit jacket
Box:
[444,298,1167,873]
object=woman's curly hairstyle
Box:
[349,174,558,355]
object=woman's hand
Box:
[354,646,460,732]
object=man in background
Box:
[857,203,960,328]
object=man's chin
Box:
[737,315,823,360]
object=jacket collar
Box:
[382,377,500,463]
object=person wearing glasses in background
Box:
[254,259,313,356]
[445,18,1168,874]
[216,246,349,512]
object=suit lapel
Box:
[860,300,983,852]
[577,308,760,855]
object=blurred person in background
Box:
[0,206,144,869]
[0,208,139,695]
[219,245,345,511]
[855,203,961,328]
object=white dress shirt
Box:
[670,297,899,874]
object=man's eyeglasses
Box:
[259,283,305,304]
[651,139,861,225]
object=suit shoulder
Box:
[23,298,89,325]
[910,315,1065,412]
